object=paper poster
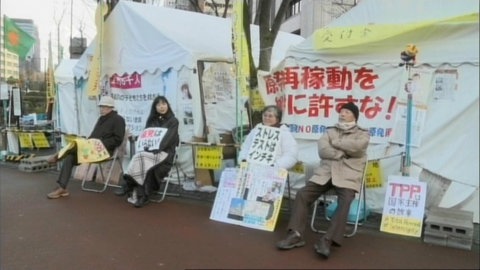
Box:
[210,163,288,232]
[380,175,427,237]
[365,160,383,188]
[18,133,34,148]
[194,145,223,169]
[31,132,50,148]
[135,127,168,153]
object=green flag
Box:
[3,16,35,60]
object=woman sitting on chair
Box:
[116,96,179,208]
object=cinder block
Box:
[425,207,474,238]
[423,207,474,250]
[423,231,473,250]
[18,157,55,172]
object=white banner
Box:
[110,70,177,136]
[258,64,436,144]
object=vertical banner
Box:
[232,0,250,99]
[86,1,108,97]
[210,163,288,231]
[380,176,427,237]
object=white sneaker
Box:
[127,190,138,204]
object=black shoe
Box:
[134,196,150,208]
[276,230,306,250]
[314,237,331,258]
[114,185,131,196]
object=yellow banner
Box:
[86,2,108,97]
[194,145,223,170]
[313,13,478,50]
[232,0,250,99]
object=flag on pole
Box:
[86,1,108,97]
[3,16,35,60]
[46,37,56,101]
[232,0,250,99]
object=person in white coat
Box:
[238,105,298,170]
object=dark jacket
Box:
[89,110,126,155]
[146,111,179,163]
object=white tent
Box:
[260,0,479,221]
[63,1,304,182]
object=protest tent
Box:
[260,0,479,222]
[67,1,304,183]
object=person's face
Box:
[339,108,356,123]
[156,100,169,114]
[262,110,279,126]
[99,106,113,116]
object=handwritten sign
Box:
[380,176,427,237]
[135,127,168,153]
[246,125,281,166]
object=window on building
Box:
[285,0,301,19]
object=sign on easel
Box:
[210,163,288,232]
[380,175,427,237]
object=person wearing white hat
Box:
[46,95,126,199]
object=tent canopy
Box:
[74,1,304,78]
[275,0,479,221]
[287,0,479,66]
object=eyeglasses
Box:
[262,113,276,118]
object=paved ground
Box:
[1,163,479,270]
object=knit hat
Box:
[98,96,115,108]
[340,102,359,122]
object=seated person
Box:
[47,96,126,199]
[116,96,179,208]
[276,102,370,259]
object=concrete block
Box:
[423,230,473,250]
[425,207,474,238]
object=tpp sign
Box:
[380,176,427,237]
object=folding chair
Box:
[310,160,368,238]
[151,145,186,203]
[81,134,127,193]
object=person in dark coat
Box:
[47,95,126,199]
[276,102,370,259]
[115,96,179,208]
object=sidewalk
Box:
[1,163,479,269]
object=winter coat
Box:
[145,112,180,164]
[238,123,298,170]
[309,124,370,193]
[126,112,179,185]
[89,110,126,155]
